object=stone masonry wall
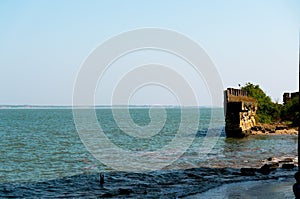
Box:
[224,88,258,137]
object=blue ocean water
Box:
[0,108,297,197]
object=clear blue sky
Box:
[0,0,299,106]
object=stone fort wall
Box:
[224,88,258,137]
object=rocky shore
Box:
[250,124,298,135]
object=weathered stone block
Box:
[224,88,257,137]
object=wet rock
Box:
[250,124,297,135]
[282,164,295,169]
[240,168,256,176]
[251,126,261,131]
[267,157,274,161]
[276,125,287,130]
[119,188,133,195]
[258,164,276,175]
[266,127,276,132]
[279,158,294,163]
[268,162,279,169]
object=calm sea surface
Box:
[0,108,297,184]
[0,108,297,182]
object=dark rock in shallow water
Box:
[267,157,274,161]
[240,168,256,176]
[282,163,295,169]
[258,164,276,175]
[267,162,280,169]
[118,188,133,195]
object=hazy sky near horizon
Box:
[0,0,299,106]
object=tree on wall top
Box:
[241,83,281,124]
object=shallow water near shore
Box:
[1,167,297,198]
[0,108,298,197]
[184,176,295,199]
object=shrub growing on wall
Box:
[281,95,299,126]
[241,83,281,124]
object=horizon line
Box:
[0,104,223,109]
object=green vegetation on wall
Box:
[241,83,299,125]
[241,83,281,124]
[281,95,299,126]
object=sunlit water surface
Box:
[0,108,297,184]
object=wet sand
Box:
[183,177,294,199]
